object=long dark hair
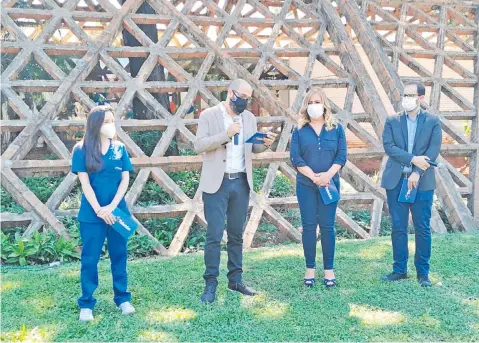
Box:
[83,105,110,173]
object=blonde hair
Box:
[298,87,337,130]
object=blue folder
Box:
[245,132,268,144]
[318,182,340,205]
[111,208,138,239]
[398,178,418,203]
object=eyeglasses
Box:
[233,90,253,104]
[403,94,418,98]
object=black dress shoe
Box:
[382,272,408,282]
[227,281,257,296]
[201,280,218,304]
[417,274,432,287]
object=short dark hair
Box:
[405,82,425,97]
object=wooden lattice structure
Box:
[1,0,478,256]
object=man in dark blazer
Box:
[381,82,442,287]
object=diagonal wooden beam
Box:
[1,0,143,162]
[125,168,151,207]
[437,156,473,190]
[168,211,197,255]
[321,0,388,135]
[435,165,477,231]
[146,0,298,121]
[262,204,302,242]
[369,198,384,236]
[336,207,370,238]
[0,167,66,235]
[340,0,404,111]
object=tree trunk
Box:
[120,0,170,120]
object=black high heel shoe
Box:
[304,278,316,288]
[323,278,337,288]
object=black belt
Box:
[224,172,246,179]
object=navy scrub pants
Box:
[78,221,131,310]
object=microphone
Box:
[233,116,241,145]
[427,160,441,168]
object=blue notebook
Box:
[111,208,138,239]
[318,182,340,205]
[398,178,418,203]
[245,132,268,144]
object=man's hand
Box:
[227,122,241,138]
[408,172,420,191]
[262,132,277,147]
[313,173,331,187]
[412,155,430,171]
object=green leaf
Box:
[19,256,27,266]
[17,239,25,252]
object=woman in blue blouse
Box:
[71,105,135,321]
[290,88,347,288]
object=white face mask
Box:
[402,97,418,112]
[307,104,324,119]
[100,123,116,139]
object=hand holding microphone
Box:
[412,157,441,173]
[425,160,442,168]
[227,117,241,145]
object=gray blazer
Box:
[194,103,267,194]
[381,110,442,191]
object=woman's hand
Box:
[98,212,116,225]
[313,173,331,187]
[97,204,115,217]
[97,204,116,225]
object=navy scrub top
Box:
[290,123,347,188]
[71,140,134,223]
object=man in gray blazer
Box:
[381,82,442,287]
[194,79,277,304]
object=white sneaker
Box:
[119,302,135,315]
[79,308,94,322]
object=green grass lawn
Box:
[2,233,479,342]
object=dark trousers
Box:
[78,222,131,309]
[386,180,434,276]
[202,174,250,283]
[296,181,337,270]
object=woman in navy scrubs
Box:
[290,88,347,288]
[71,105,135,321]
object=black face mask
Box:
[230,93,248,114]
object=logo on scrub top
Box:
[111,144,124,160]
[115,166,122,170]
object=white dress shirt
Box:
[219,102,246,173]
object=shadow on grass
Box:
[1,234,479,342]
